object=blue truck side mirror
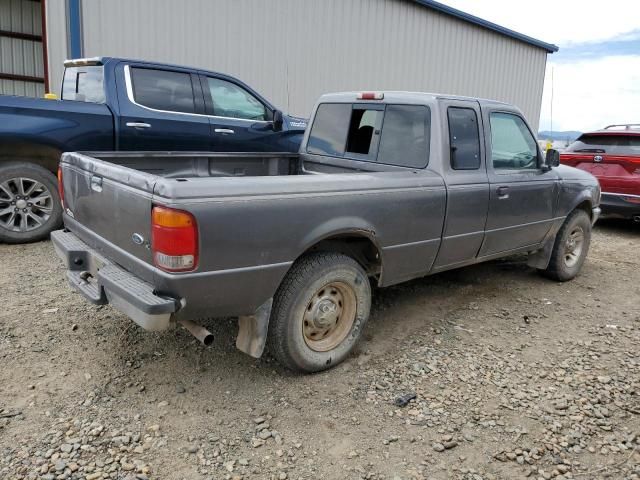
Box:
[272,110,284,132]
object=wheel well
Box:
[302,235,382,279]
[575,200,593,219]
[0,142,62,175]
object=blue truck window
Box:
[61,66,105,103]
[307,103,351,156]
[378,105,430,168]
[448,107,480,170]
[130,68,196,114]
[207,78,266,121]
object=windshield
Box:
[566,134,640,156]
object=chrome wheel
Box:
[563,226,584,268]
[302,281,357,352]
[0,177,54,233]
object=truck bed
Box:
[58,150,447,320]
[84,151,303,178]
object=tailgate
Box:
[59,152,157,279]
[561,152,640,194]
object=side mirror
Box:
[272,109,284,132]
[543,148,560,170]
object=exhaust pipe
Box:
[633,215,640,223]
[178,318,214,346]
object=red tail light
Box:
[151,206,198,272]
[357,92,384,100]
[57,165,64,208]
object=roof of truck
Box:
[318,91,513,108]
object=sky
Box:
[440,0,640,133]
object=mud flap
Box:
[236,298,273,358]
[527,221,563,270]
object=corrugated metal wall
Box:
[44,0,65,93]
[0,0,45,97]
[47,0,548,129]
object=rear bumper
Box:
[51,230,179,331]
[600,193,640,219]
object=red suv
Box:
[560,124,640,221]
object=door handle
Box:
[126,122,151,129]
[214,128,235,134]
[496,186,510,199]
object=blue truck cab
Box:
[0,57,307,243]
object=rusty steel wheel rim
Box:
[302,281,357,352]
[564,226,584,268]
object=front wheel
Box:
[540,209,592,281]
[268,252,371,373]
[0,163,63,244]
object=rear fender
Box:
[0,141,61,173]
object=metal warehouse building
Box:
[1,0,557,129]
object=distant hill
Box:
[538,131,582,142]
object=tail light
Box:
[151,206,198,272]
[357,92,384,100]
[57,165,64,208]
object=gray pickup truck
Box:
[52,91,600,373]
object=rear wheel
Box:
[268,252,371,373]
[0,163,62,244]
[540,209,591,281]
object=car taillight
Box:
[151,206,198,272]
[57,165,64,208]
[357,92,384,100]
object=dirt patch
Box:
[1,220,638,479]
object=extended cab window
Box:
[130,68,196,114]
[378,105,430,168]
[490,112,539,170]
[448,107,480,170]
[61,66,105,103]
[207,77,267,121]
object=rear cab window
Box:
[567,134,640,156]
[307,102,431,168]
[129,67,196,114]
[61,66,105,103]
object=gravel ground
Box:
[0,220,638,480]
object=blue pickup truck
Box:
[0,57,307,243]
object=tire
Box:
[540,209,591,282]
[0,162,63,244]
[268,252,371,373]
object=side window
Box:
[490,112,539,170]
[345,109,383,156]
[130,68,196,114]
[207,77,267,121]
[447,107,480,170]
[378,105,430,168]
[61,66,105,103]
[307,103,351,156]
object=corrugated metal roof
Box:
[412,0,559,53]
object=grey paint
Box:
[0,0,44,97]
[44,0,550,129]
[56,92,599,325]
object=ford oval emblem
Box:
[132,233,145,245]
[593,155,603,163]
